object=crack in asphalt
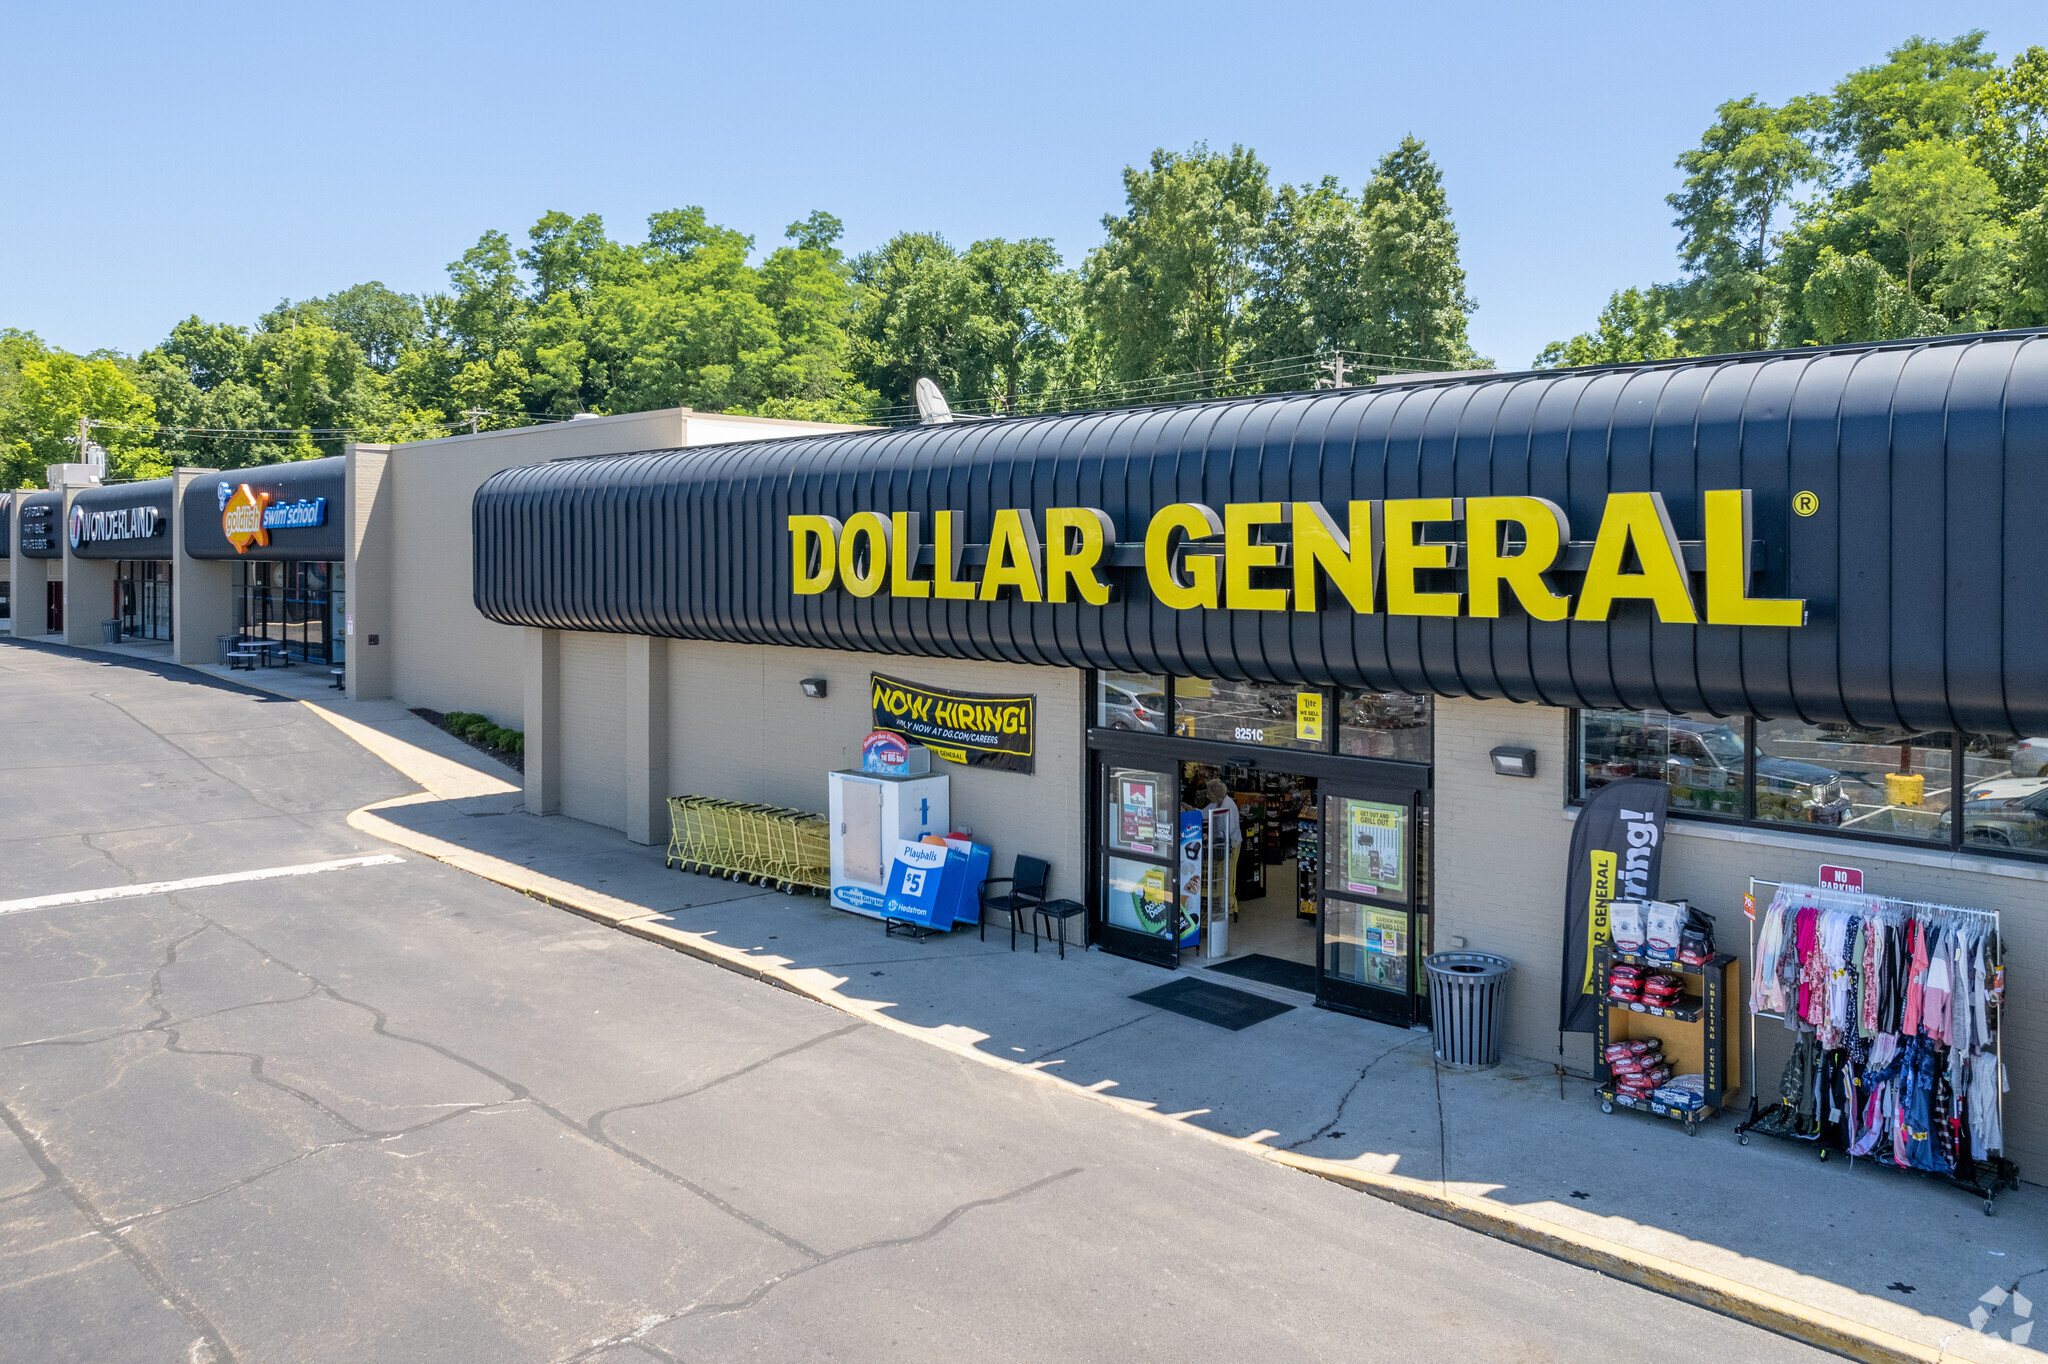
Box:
[558,1167,1085,1362]
[1283,1031,1431,1152]
[586,1024,863,1138]
[197,916,833,1264]
[0,1097,236,1363]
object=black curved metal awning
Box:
[473,331,2048,735]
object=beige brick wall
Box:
[1434,694,2042,1172]
[665,640,1085,901]
[558,632,627,830]
[1431,696,1585,1069]
[380,409,867,731]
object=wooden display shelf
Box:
[1593,946,1741,1136]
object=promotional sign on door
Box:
[1296,693,1324,742]
[1342,801,1405,897]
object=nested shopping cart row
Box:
[664,795,830,893]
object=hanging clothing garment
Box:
[1853,919,1875,1040]
[1880,918,1908,1035]
[1797,907,1826,1027]
[1902,919,1929,1038]
[1921,924,1952,1043]
[1969,1055,2006,1159]
[1753,893,1789,1014]
[1778,903,1806,1032]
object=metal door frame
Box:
[1092,749,1183,968]
[1314,779,1426,1025]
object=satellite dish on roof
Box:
[914,377,955,425]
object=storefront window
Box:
[1173,679,1327,751]
[1096,672,1167,733]
[1951,734,2048,857]
[1576,708,2047,859]
[1578,709,1738,815]
[1753,721,1949,843]
[1337,690,1431,763]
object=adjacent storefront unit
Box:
[471,333,2045,1174]
[69,478,177,642]
[181,457,348,663]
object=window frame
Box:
[1566,709,2016,859]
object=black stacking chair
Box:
[979,855,1050,950]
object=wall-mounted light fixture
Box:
[1490,745,1536,778]
[799,677,828,699]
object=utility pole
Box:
[460,408,490,435]
[1322,354,1351,389]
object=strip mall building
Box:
[4,336,2041,1174]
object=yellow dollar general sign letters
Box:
[791,490,1805,626]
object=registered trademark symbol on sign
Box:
[1793,491,1820,516]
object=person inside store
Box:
[1203,778,1244,922]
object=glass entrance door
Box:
[1096,760,1181,968]
[1317,788,1424,1025]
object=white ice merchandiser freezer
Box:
[828,769,950,917]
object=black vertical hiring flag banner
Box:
[1560,778,1668,1034]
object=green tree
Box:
[849,232,981,407]
[1534,286,1681,367]
[961,237,1079,413]
[1250,138,1482,376]
[308,282,424,372]
[1084,143,1274,389]
[1865,138,1999,291]
[11,352,161,482]
[1800,247,1946,342]
[1668,95,1830,350]
[1827,31,1995,171]
[1972,46,2048,209]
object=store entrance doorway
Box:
[1093,739,1429,1025]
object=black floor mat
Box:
[1205,953,1317,995]
[1129,976,1294,1030]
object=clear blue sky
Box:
[7,2,2047,371]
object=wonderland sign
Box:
[792,491,1805,627]
[69,503,164,549]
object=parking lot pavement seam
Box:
[195,909,833,1266]
[584,1022,864,1137]
[304,706,1950,1364]
[555,1167,1084,1364]
[0,1096,237,1363]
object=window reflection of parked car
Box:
[1101,682,1167,733]
[1943,777,2048,849]
[1586,717,1849,821]
[2009,739,2048,778]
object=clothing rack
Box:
[1736,877,2018,1214]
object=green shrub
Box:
[440,710,523,757]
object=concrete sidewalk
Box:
[39,638,2047,1361]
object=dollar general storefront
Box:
[470,333,2046,1173]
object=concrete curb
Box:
[343,797,1953,1364]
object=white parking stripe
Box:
[0,854,405,916]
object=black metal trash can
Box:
[217,633,242,665]
[1425,952,1511,1070]
[100,619,121,644]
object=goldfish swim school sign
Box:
[220,482,326,554]
[789,491,1807,626]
